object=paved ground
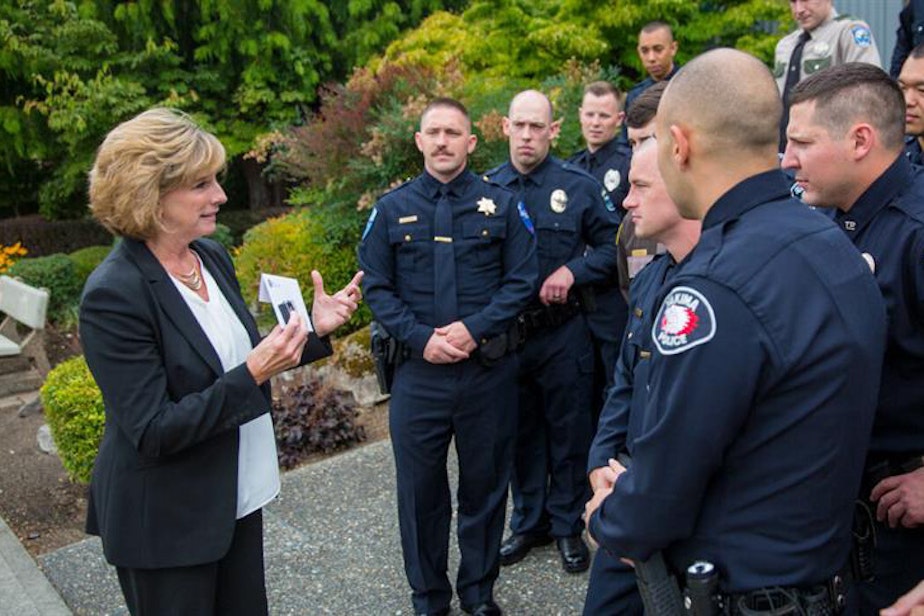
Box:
[0,513,70,615]
[37,440,591,615]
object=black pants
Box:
[116,509,267,616]
[390,355,518,614]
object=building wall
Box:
[834,0,904,65]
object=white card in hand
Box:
[258,274,313,331]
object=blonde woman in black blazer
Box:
[80,108,362,615]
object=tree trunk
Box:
[241,158,270,211]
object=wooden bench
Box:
[0,275,50,377]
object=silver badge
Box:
[476,197,497,216]
[813,41,830,56]
[604,169,621,192]
[861,252,875,274]
[550,189,568,213]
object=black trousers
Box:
[390,355,518,614]
[116,509,267,616]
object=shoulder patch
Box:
[517,201,535,235]
[851,25,872,47]
[361,207,378,241]
[652,286,716,355]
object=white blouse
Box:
[169,253,280,519]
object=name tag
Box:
[398,215,418,224]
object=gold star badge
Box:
[477,197,497,216]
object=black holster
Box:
[851,499,877,583]
[370,321,399,395]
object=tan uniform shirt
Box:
[774,10,882,93]
[616,217,665,301]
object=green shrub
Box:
[234,207,372,334]
[0,217,112,257]
[40,356,105,484]
[207,223,235,250]
[68,244,113,288]
[8,253,82,322]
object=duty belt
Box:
[722,571,848,616]
[515,296,583,341]
[862,454,924,496]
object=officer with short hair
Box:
[783,61,924,614]
[586,49,886,612]
[898,43,924,165]
[775,0,881,150]
[622,22,681,145]
[568,80,631,414]
[615,82,670,301]
[359,97,538,616]
[582,138,701,616]
[486,90,619,575]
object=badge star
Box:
[477,197,497,216]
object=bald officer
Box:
[486,90,619,576]
[586,49,886,612]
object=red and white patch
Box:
[652,286,716,355]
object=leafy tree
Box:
[2,0,459,220]
[0,1,154,219]
[379,0,790,92]
[328,0,468,76]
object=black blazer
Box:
[79,237,331,568]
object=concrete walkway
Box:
[33,440,590,615]
[0,513,70,615]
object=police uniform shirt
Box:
[587,169,887,592]
[485,156,619,291]
[774,10,882,94]
[358,169,538,354]
[890,0,924,78]
[624,65,681,126]
[905,135,924,166]
[832,155,924,457]
[588,254,674,472]
[568,138,632,212]
[569,140,632,345]
[616,217,665,301]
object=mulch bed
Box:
[0,325,387,557]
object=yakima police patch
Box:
[652,286,716,355]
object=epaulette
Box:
[481,174,505,189]
[380,176,415,198]
[482,163,505,179]
[835,13,858,21]
[560,161,597,181]
[567,149,589,164]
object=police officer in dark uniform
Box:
[359,98,537,616]
[616,82,669,301]
[486,90,619,575]
[784,62,924,614]
[621,21,680,145]
[583,140,701,616]
[586,50,886,613]
[568,80,631,417]
[899,44,924,166]
[891,0,924,78]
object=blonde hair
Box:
[88,108,226,239]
